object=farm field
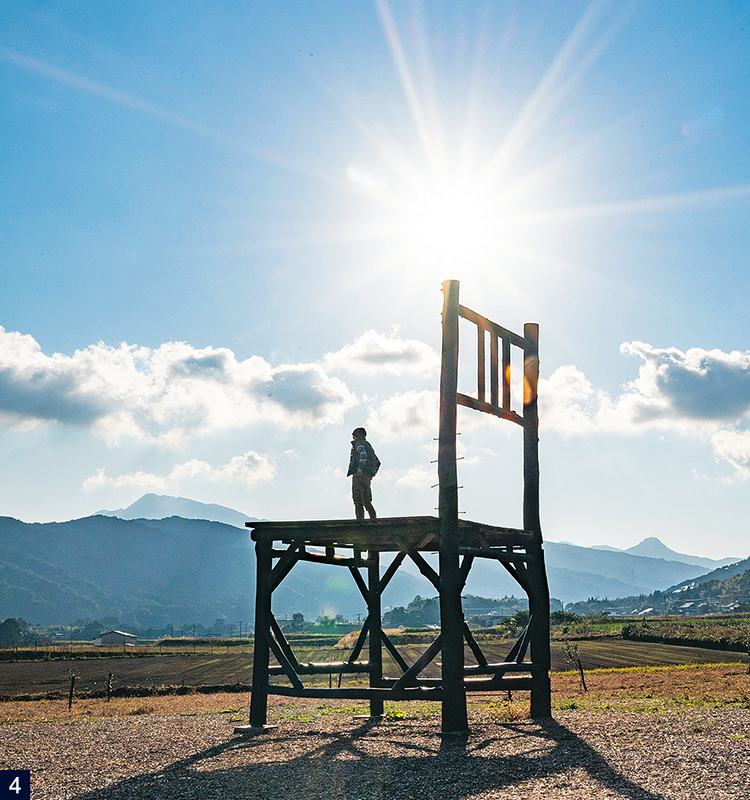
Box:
[1,639,747,700]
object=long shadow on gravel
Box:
[71,717,666,800]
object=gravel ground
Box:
[2,707,750,799]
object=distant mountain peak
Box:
[625,537,738,570]
[96,493,259,528]
[626,537,674,558]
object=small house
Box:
[93,630,137,646]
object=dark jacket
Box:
[347,438,381,477]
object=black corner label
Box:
[0,771,30,800]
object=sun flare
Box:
[396,179,507,271]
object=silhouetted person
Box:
[347,427,380,520]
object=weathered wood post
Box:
[438,279,468,733]
[368,550,384,717]
[523,323,552,718]
[249,536,273,727]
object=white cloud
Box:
[538,364,613,433]
[324,330,439,376]
[83,449,275,491]
[540,343,750,434]
[539,342,750,478]
[0,329,113,427]
[366,389,439,440]
[82,468,168,491]
[618,342,750,425]
[0,328,357,445]
[397,465,437,488]
[710,430,750,479]
[13,324,750,480]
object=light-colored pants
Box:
[352,474,376,520]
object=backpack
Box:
[361,440,381,476]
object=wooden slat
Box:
[406,547,440,590]
[490,332,499,408]
[284,661,370,674]
[456,394,524,426]
[267,685,444,700]
[368,551,384,717]
[249,516,535,551]
[505,616,532,664]
[477,322,486,403]
[458,304,526,347]
[378,551,406,594]
[458,554,473,590]
[249,515,439,534]
[266,677,537,698]
[249,538,273,727]
[269,544,301,593]
[464,662,534,674]
[463,622,488,668]
[502,335,511,410]
[269,615,301,672]
[347,616,370,664]
[379,630,410,674]
[267,633,303,690]
[459,547,533,562]
[392,635,442,690]
[477,676,536,691]
[271,549,367,569]
[348,564,369,603]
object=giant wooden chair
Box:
[240,279,551,734]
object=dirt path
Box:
[1,705,749,799]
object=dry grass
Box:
[2,661,749,726]
[0,691,253,724]
[551,661,750,712]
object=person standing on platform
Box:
[347,427,380,520]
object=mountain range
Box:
[0,495,745,625]
[668,554,750,592]
[401,540,718,607]
[564,553,750,617]
[0,512,425,627]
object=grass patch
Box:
[384,702,441,720]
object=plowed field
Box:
[1,639,747,699]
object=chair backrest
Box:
[437,279,541,539]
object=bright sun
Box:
[345,159,513,284]
[401,180,505,270]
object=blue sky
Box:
[2,1,750,559]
